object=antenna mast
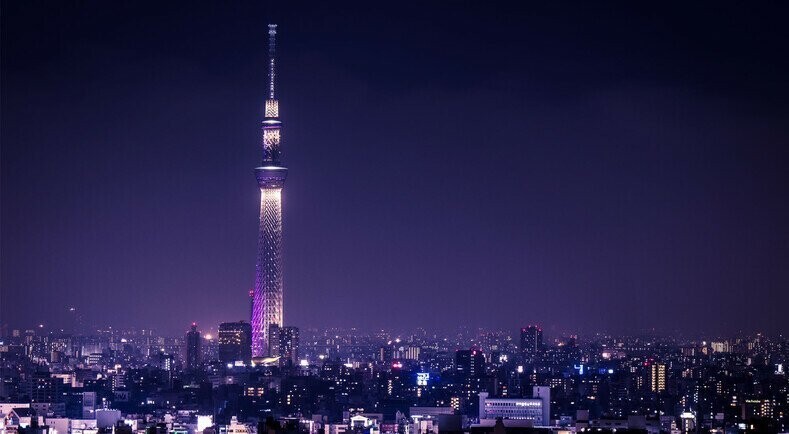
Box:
[268,24,277,99]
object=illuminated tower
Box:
[251,24,287,357]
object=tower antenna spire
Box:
[268,24,277,99]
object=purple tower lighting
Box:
[252,24,287,358]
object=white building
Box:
[70,419,99,434]
[478,386,551,426]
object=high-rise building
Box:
[520,325,543,357]
[279,326,299,366]
[268,323,281,357]
[252,23,288,357]
[650,363,666,392]
[218,321,252,365]
[455,349,486,377]
[185,323,201,371]
[533,385,551,425]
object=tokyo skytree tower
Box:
[251,24,287,358]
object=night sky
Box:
[2,2,788,337]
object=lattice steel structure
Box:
[252,24,288,358]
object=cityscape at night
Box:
[1,2,788,434]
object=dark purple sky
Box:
[2,2,788,337]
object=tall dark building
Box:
[28,368,57,403]
[520,325,543,357]
[218,321,252,365]
[185,323,201,371]
[455,349,486,377]
[279,326,299,366]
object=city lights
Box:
[3,6,787,434]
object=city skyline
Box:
[3,316,785,432]
[2,4,788,433]
[2,2,789,336]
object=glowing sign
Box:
[417,372,429,386]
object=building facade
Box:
[478,387,550,426]
[279,326,299,366]
[456,349,486,378]
[218,321,252,364]
[519,326,543,358]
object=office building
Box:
[478,388,549,426]
[519,326,543,357]
[456,349,486,377]
[268,324,281,357]
[279,326,299,366]
[218,321,252,365]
